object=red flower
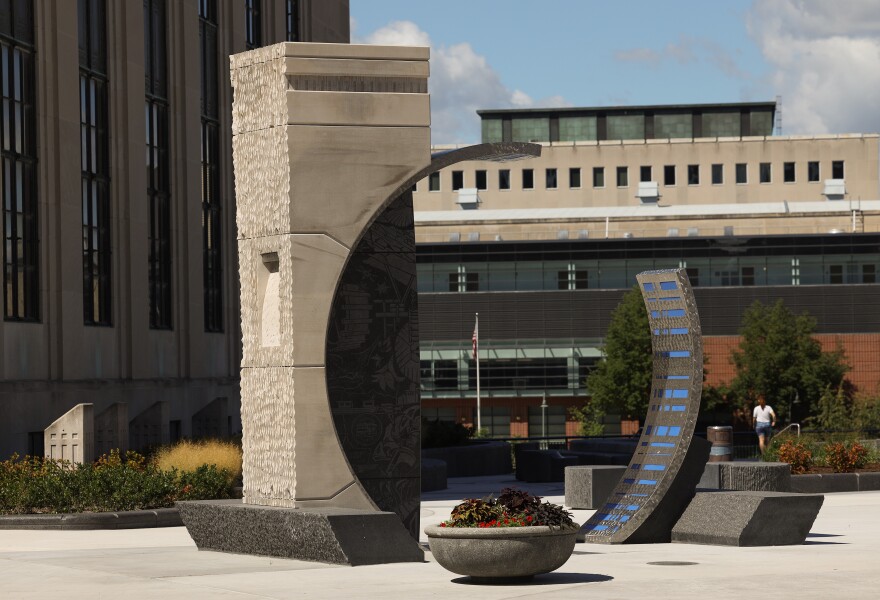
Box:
[526,515,533,522]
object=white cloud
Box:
[747,0,880,134]
[355,21,569,144]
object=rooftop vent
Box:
[687,227,699,237]
[467,232,480,242]
[448,232,460,242]
[667,228,679,237]
[556,230,569,240]
[577,229,589,239]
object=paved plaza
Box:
[1,476,878,599]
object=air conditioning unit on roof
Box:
[636,181,660,203]
[823,179,845,199]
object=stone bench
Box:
[564,465,627,509]
[671,490,824,546]
[421,458,447,492]
[516,450,579,483]
[698,461,791,492]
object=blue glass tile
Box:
[626,505,640,511]
[630,464,641,470]
[589,525,608,532]
[669,426,681,436]
[670,328,688,335]
[644,464,665,471]
[620,516,630,523]
[672,389,689,398]
[669,351,691,358]
[623,478,635,484]
[638,479,658,485]
[671,405,687,412]
[666,309,686,317]
[656,426,669,436]
[645,425,653,435]
[650,442,676,448]
[629,493,648,497]
[667,375,689,380]
[651,310,660,318]
[660,281,678,291]
[643,282,656,291]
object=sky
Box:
[350,0,880,144]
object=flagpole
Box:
[475,312,481,433]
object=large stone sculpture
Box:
[581,268,710,544]
[178,42,538,564]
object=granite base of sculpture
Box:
[581,269,708,544]
[178,42,540,565]
[672,491,825,546]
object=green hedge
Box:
[0,450,233,515]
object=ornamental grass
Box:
[153,438,242,486]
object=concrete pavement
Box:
[2,476,878,599]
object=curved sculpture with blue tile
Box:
[581,268,705,544]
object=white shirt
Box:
[753,405,775,424]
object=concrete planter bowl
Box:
[424,524,579,583]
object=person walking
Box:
[752,396,777,455]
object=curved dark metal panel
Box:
[581,268,704,543]
[324,142,541,539]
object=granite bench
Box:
[564,465,627,509]
[698,461,791,492]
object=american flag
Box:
[472,318,478,360]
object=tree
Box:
[730,299,850,423]
[583,286,653,421]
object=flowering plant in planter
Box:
[440,488,575,529]
[426,488,579,583]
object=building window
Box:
[545,168,557,189]
[451,170,464,191]
[808,161,820,182]
[616,166,628,187]
[200,0,223,332]
[146,0,172,329]
[711,164,723,185]
[832,160,845,179]
[663,165,676,186]
[569,167,581,188]
[687,164,699,185]
[829,264,843,284]
[557,266,588,290]
[864,264,876,284]
[640,165,652,182]
[784,162,795,183]
[285,0,298,41]
[499,169,510,190]
[593,166,605,188]
[79,0,112,326]
[475,169,487,190]
[685,267,699,287]
[448,270,479,292]
[522,168,534,190]
[741,266,755,286]
[1,0,39,321]
[245,0,262,49]
[428,171,440,192]
[735,163,747,184]
[759,162,771,183]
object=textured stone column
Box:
[229,43,430,526]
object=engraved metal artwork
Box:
[581,268,703,543]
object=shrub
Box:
[153,439,242,486]
[0,450,233,515]
[823,441,869,473]
[776,440,814,474]
[443,488,575,529]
